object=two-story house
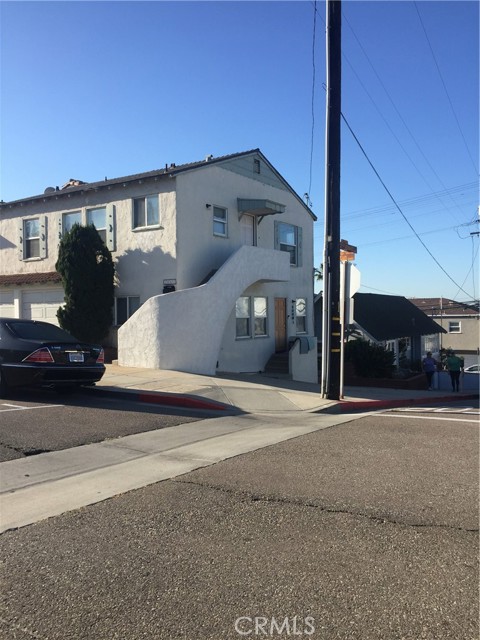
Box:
[0,150,318,380]
[409,297,480,367]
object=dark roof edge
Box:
[0,149,317,220]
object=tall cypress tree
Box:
[56,224,115,343]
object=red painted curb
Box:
[137,392,229,412]
[338,393,479,412]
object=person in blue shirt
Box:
[422,352,437,390]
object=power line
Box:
[308,0,318,201]
[342,9,475,219]
[343,181,477,220]
[341,110,474,299]
[414,1,479,175]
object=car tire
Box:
[0,368,10,399]
[55,385,77,396]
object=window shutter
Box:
[58,215,63,244]
[274,220,279,250]
[106,204,115,251]
[18,220,24,260]
[297,226,303,267]
[39,216,47,258]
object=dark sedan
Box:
[0,318,105,396]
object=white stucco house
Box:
[0,149,318,380]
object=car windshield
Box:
[7,321,77,342]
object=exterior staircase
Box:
[264,351,290,376]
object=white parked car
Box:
[464,364,480,374]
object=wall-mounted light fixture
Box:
[206,204,211,208]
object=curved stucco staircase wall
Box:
[118,245,290,374]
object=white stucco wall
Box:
[118,245,291,374]
[0,181,178,307]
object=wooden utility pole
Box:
[321,0,342,399]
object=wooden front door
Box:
[274,298,287,352]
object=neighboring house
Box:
[409,297,480,367]
[0,149,318,379]
[314,292,446,366]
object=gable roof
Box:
[0,149,316,220]
[409,297,479,316]
[353,293,446,341]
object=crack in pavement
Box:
[174,478,479,533]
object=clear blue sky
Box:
[1,1,478,302]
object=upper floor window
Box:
[133,195,159,229]
[275,221,302,266]
[59,205,115,251]
[448,321,461,333]
[295,298,307,334]
[62,211,81,235]
[24,218,40,259]
[213,206,228,237]
[87,207,107,243]
[18,216,46,260]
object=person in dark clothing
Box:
[422,351,437,390]
[446,350,464,392]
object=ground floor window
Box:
[115,296,141,326]
[295,298,307,333]
[236,296,268,339]
[254,297,268,336]
[235,296,250,338]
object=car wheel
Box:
[0,368,10,399]
[55,385,77,396]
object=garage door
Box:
[0,290,15,318]
[22,289,65,325]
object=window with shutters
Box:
[59,205,115,251]
[20,217,46,260]
[87,207,107,243]
[62,211,81,235]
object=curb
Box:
[85,386,234,413]
[335,392,480,413]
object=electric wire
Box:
[308,0,317,201]
[413,1,479,175]
[341,24,463,223]
[340,110,474,299]
[342,10,474,219]
[344,181,477,220]
[452,238,479,302]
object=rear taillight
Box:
[96,348,105,364]
[23,347,54,363]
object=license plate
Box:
[69,352,84,363]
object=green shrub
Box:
[345,339,396,378]
[56,224,115,343]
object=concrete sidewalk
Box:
[92,363,479,413]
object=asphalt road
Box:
[0,391,213,461]
[0,405,478,640]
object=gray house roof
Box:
[409,297,479,317]
[353,293,446,341]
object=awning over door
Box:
[237,198,285,223]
